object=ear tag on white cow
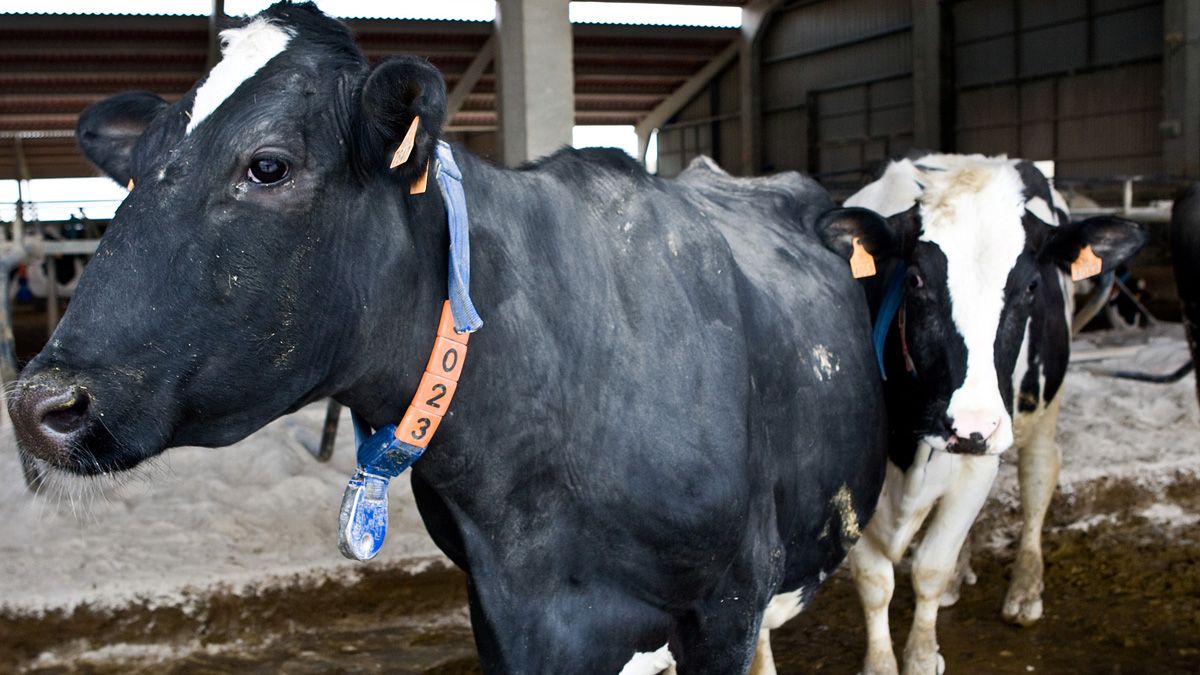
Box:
[337,469,391,561]
[850,237,877,279]
[1071,244,1103,281]
[389,115,421,169]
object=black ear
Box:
[355,56,447,181]
[76,91,167,185]
[817,204,918,264]
[1042,215,1148,279]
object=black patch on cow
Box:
[882,242,966,471]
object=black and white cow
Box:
[1172,184,1200,407]
[813,154,1146,674]
[8,4,887,673]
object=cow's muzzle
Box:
[9,377,97,470]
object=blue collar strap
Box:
[338,141,481,562]
[873,261,907,381]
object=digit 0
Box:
[441,347,459,374]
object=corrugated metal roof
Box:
[0,12,736,178]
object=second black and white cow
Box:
[7,4,887,673]
[813,154,1145,674]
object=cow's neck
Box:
[861,261,923,469]
[331,146,533,471]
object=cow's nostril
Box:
[42,391,91,434]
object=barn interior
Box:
[1,1,1198,674]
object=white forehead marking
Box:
[187,18,293,135]
[918,157,1027,429]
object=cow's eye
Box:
[1027,276,1040,294]
[247,157,289,184]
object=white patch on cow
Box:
[916,157,1026,452]
[761,589,806,630]
[810,344,839,381]
[1025,195,1054,225]
[619,644,675,675]
[187,18,293,134]
[844,158,924,216]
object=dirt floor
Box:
[4,476,1198,675]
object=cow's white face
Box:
[909,160,1029,453]
[823,154,1146,457]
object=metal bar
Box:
[762,23,912,65]
[658,111,740,132]
[39,240,101,256]
[207,0,224,69]
[809,70,911,95]
[954,55,1160,93]
[445,35,495,122]
[635,39,740,160]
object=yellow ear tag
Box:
[850,237,877,279]
[410,160,429,195]
[1071,244,1103,281]
[389,115,422,169]
[127,179,135,192]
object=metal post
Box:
[911,0,942,151]
[1164,0,1200,177]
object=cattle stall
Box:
[1,1,1198,674]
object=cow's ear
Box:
[1042,216,1148,280]
[76,91,167,185]
[355,56,446,181]
[817,205,917,277]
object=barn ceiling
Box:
[0,11,738,179]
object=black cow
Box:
[811,154,1145,675]
[1172,184,1200,407]
[8,4,886,673]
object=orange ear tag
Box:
[126,179,135,192]
[1071,244,1103,281]
[389,115,422,169]
[410,160,429,195]
[850,237,877,279]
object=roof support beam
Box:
[635,40,739,163]
[445,35,495,123]
[207,0,225,69]
[737,0,783,175]
[496,0,574,165]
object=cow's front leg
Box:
[1004,398,1062,626]
[939,532,977,607]
[850,531,898,675]
[903,455,999,675]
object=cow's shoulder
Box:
[676,156,833,228]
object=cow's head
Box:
[819,155,1145,455]
[9,3,448,475]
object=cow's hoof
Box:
[901,650,944,675]
[859,653,900,675]
[1003,551,1045,626]
[1002,590,1043,626]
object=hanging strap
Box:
[873,261,908,380]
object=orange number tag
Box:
[436,301,469,345]
[411,371,458,417]
[850,237,877,279]
[1071,244,1103,281]
[395,407,443,449]
[427,337,467,381]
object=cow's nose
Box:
[10,381,94,462]
[947,409,1001,453]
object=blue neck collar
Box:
[873,261,907,380]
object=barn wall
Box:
[951,0,1164,177]
[650,0,1172,186]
